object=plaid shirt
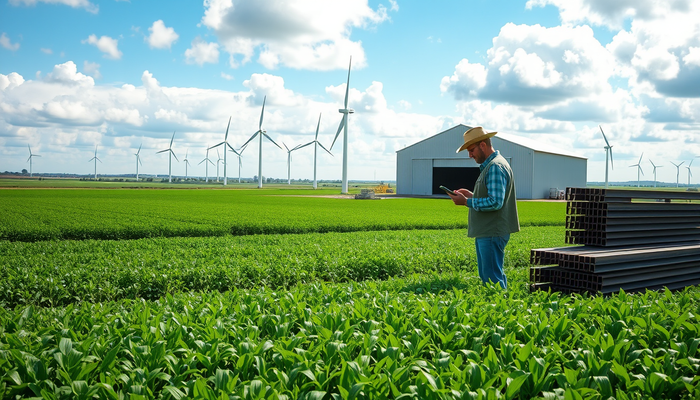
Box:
[466,150,509,211]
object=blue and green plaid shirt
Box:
[466,150,509,211]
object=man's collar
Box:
[479,150,500,170]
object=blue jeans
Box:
[475,234,510,290]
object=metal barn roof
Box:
[397,124,587,160]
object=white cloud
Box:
[221,72,233,80]
[0,72,25,91]
[201,0,389,70]
[185,37,220,65]
[442,24,614,106]
[83,61,101,79]
[46,61,94,86]
[683,47,700,67]
[0,33,20,51]
[147,20,179,49]
[83,34,122,59]
[9,0,98,14]
[40,47,53,54]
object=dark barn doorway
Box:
[432,167,480,195]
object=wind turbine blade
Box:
[609,148,614,169]
[138,158,142,166]
[344,56,352,108]
[649,159,655,168]
[240,132,259,150]
[262,132,283,149]
[599,125,611,148]
[171,151,179,162]
[318,142,334,156]
[226,142,241,156]
[208,142,225,150]
[638,152,643,164]
[259,96,266,131]
[330,115,346,150]
[97,157,102,163]
[224,117,231,140]
[137,144,142,154]
[157,149,169,154]
[198,159,206,165]
[315,113,321,140]
[170,131,176,148]
[35,154,41,158]
[294,141,314,151]
[283,142,290,152]
[690,159,694,167]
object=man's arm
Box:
[467,164,508,211]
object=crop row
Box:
[0,189,564,241]
[0,227,565,309]
[1,275,699,399]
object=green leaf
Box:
[506,373,530,400]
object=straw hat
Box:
[456,126,497,153]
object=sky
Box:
[1,0,699,184]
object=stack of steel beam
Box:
[530,187,700,294]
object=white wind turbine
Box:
[209,117,242,186]
[330,57,354,194]
[183,149,191,180]
[88,145,101,180]
[240,96,282,188]
[687,159,694,185]
[629,153,644,187]
[199,146,215,183]
[229,147,244,183]
[215,148,223,182]
[134,144,143,181]
[295,113,333,189]
[27,145,41,177]
[649,159,662,188]
[598,125,614,188]
[157,131,178,183]
[671,161,684,188]
[282,142,305,185]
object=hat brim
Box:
[457,131,498,153]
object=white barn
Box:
[396,124,587,199]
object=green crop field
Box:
[1,187,699,399]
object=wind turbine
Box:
[671,161,684,188]
[629,153,644,187]
[157,131,178,183]
[687,159,694,185]
[240,96,282,188]
[295,113,333,189]
[215,148,223,182]
[282,142,304,185]
[598,125,614,188]
[134,144,143,181]
[330,57,354,194]
[27,145,40,177]
[183,149,191,180]
[88,145,101,180]
[229,147,244,183]
[199,146,215,183]
[649,159,662,188]
[209,117,242,186]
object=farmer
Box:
[446,126,520,289]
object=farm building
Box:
[396,124,587,199]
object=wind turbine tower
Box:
[216,149,222,182]
[330,57,355,194]
[199,146,215,183]
[157,131,178,183]
[134,144,143,181]
[295,113,333,189]
[687,159,694,185]
[240,96,282,188]
[183,149,191,180]
[229,147,243,183]
[649,159,662,188]
[282,142,304,185]
[209,117,242,186]
[89,145,101,180]
[629,153,644,187]
[671,161,684,188]
[27,145,41,178]
[598,126,614,188]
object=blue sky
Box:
[1,0,699,184]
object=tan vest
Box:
[467,153,520,238]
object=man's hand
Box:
[448,190,467,206]
[456,188,473,199]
